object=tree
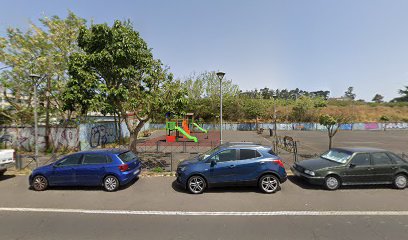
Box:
[372,94,384,103]
[344,86,356,100]
[182,71,240,121]
[64,20,186,152]
[391,86,408,102]
[379,115,390,131]
[319,114,348,149]
[0,11,86,149]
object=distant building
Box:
[328,96,352,101]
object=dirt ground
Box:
[141,129,408,169]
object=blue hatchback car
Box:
[176,143,287,194]
[29,149,141,192]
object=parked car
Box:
[176,142,287,194]
[291,147,408,190]
[29,149,141,191]
[0,149,15,176]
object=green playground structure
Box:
[193,122,208,133]
[175,126,198,142]
[165,112,207,143]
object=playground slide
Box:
[175,126,198,142]
[193,123,208,133]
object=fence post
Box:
[170,152,173,172]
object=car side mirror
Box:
[349,163,356,168]
[210,160,216,167]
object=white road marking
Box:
[1,208,408,216]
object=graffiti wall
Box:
[148,122,408,131]
[0,126,79,151]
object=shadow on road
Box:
[28,177,140,192]
[288,175,394,191]
[171,180,281,194]
[0,174,16,181]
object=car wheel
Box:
[187,175,206,194]
[33,175,48,191]
[324,175,341,190]
[394,174,407,189]
[259,174,279,194]
[103,175,120,192]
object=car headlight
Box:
[304,169,315,176]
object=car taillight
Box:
[119,164,129,172]
[273,159,285,168]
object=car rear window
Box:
[387,152,407,164]
[83,154,109,164]
[268,149,276,155]
[239,149,261,160]
[118,151,138,163]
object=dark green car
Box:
[291,147,408,190]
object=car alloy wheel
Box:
[325,176,340,190]
[188,175,206,194]
[33,175,48,191]
[104,175,119,192]
[259,175,279,193]
[394,174,407,189]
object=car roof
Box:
[219,142,270,150]
[77,148,129,155]
[334,147,388,153]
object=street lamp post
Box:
[272,94,278,153]
[30,74,41,168]
[216,71,225,144]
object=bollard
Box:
[16,154,22,170]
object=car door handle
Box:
[368,167,374,171]
[229,165,235,168]
[260,161,265,164]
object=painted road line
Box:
[1,208,408,216]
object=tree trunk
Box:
[45,76,51,151]
[329,136,332,149]
[118,113,122,145]
[128,119,147,153]
[113,112,118,144]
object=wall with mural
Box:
[0,126,79,151]
[147,122,408,131]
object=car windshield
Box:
[321,149,352,164]
[197,146,221,161]
[118,151,138,162]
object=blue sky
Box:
[1,0,407,101]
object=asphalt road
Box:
[1,175,408,240]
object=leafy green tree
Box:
[182,71,240,122]
[344,86,356,100]
[391,86,408,102]
[0,12,85,149]
[319,114,348,149]
[289,96,326,122]
[372,94,384,103]
[64,20,186,151]
[379,115,390,131]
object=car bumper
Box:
[119,166,141,185]
[175,171,187,189]
[280,173,288,183]
[290,166,325,185]
[0,161,15,170]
